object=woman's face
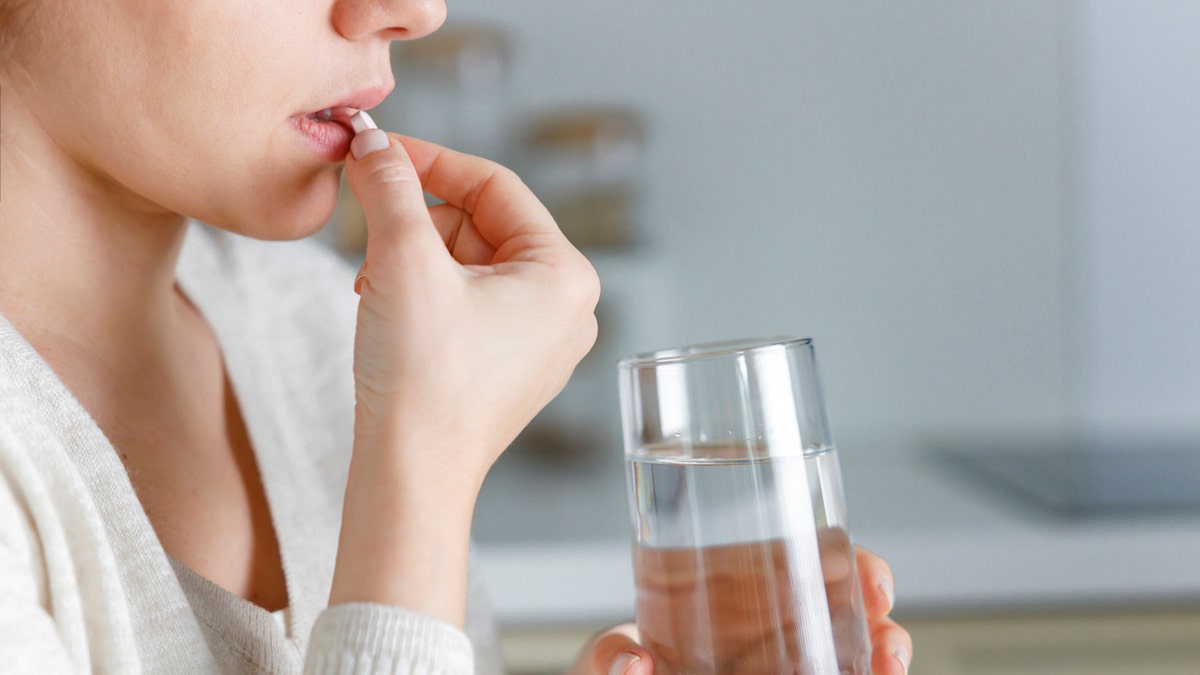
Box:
[2,0,445,239]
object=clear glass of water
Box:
[618,337,871,675]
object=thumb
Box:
[572,625,654,675]
[344,128,446,261]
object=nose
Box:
[333,0,447,42]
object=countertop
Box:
[475,437,1200,626]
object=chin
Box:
[226,169,343,241]
[246,213,333,242]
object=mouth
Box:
[291,107,365,162]
[291,85,392,162]
[307,106,362,128]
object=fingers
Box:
[856,545,896,619]
[870,616,913,675]
[346,131,576,275]
[427,203,497,266]
[856,545,912,674]
[571,624,654,675]
[394,135,561,248]
[344,130,448,268]
[819,527,853,583]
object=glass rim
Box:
[618,335,812,370]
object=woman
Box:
[0,0,913,672]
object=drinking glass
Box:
[618,337,871,675]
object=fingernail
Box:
[609,652,641,675]
[880,579,895,612]
[351,129,390,159]
[893,645,910,674]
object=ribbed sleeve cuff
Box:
[304,603,475,675]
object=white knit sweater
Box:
[0,224,503,674]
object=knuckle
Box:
[467,163,522,212]
[581,262,602,308]
[581,313,600,352]
[561,255,602,309]
[492,163,523,187]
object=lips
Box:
[291,85,392,162]
[291,113,357,162]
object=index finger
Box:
[393,134,561,248]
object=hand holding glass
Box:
[619,337,871,675]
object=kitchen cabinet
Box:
[901,608,1200,675]
[497,608,1200,675]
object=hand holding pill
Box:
[342,114,598,475]
[327,114,600,624]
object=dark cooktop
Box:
[936,435,1200,518]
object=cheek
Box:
[117,71,341,240]
[10,2,217,188]
[132,4,335,234]
[13,0,342,239]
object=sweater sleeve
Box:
[0,422,142,667]
[0,538,87,673]
[303,603,475,675]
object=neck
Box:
[0,75,191,372]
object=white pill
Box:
[350,110,377,134]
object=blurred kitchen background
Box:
[323,1,1200,673]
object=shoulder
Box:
[0,429,35,562]
[0,401,61,610]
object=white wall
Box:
[1066,1,1200,437]
[442,1,1070,444]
